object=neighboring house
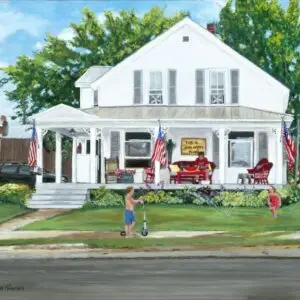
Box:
[33,17,291,186]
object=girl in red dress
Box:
[267,186,282,218]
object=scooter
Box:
[120,201,148,237]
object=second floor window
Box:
[149,71,163,104]
[210,71,225,104]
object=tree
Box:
[0,7,187,123]
[218,0,300,120]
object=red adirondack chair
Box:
[247,158,268,175]
[144,168,155,184]
[252,162,273,184]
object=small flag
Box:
[151,122,167,167]
[282,120,296,169]
[28,120,38,168]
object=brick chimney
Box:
[207,23,216,35]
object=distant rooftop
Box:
[75,66,112,88]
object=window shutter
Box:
[168,70,177,104]
[213,132,219,168]
[133,70,143,104]
[110,131,120,159]
[93,90,98,106]
[231,69,239,104]
[258,132,268,160]
[196,69,205,104]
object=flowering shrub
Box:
[84,187,124,208]
[0,184,32,206]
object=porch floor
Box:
[37,183,279,190]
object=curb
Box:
[0,248,300,260]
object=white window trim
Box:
[228,138,254,168]
[209,69,227,105]
[148,70,164,105]
[124,132,152,159]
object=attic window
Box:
[182,36,189,42]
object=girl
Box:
[267,186,282,218]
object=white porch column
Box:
[276,127,283,184]
[90,127,97,184]
[154,161,160,184]
[82,139,87,154]
[55,132,62,183]
[36,127,43,184]
[218,128,226,184]
[100,134,105,184]
[72,137,77,183]
[119,130,125,169]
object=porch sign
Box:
[181,138,206,155]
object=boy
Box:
[124,186,143,237]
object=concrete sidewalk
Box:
[0,247,300,260]
[0,230,226,240]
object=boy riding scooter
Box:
[124,186,144,237]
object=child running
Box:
[124,186,143,237]
[267,186,282,218]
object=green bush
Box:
[85,187,124,208]
[0,184,32,206]
[277,184,300,205]
[214,191,266,208]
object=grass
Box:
[0,232,299,249]
[0,204,31,224]
[22,202,300,232]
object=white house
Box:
[33,17,292,189]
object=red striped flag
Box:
[151,123,167,167]
[28,120,38,167]
[282,120,296,169]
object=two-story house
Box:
[33,17,291,190]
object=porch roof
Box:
[83,106,292,121]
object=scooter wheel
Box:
[120,231,126,236]
[141,230,148,237]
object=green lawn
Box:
[1,231,300,250]
[0,204,31,224]
[22,203,300,232]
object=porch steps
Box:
[27,184,90,209]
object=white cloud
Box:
[34,41,44,51]
[57,27,76,41]
[97,10,120,24]
[0,61,8,68]
[0,7,48,42]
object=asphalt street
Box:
[0,258,299,300]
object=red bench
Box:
[169,160,216,184]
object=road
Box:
[0,258,299,300]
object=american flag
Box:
[282,120,296,169]
[28,120,38,167]
[151,123,167,167]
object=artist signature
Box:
[0,284,24,292]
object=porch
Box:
[33,104,289,188]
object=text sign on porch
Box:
[181,138,206,155]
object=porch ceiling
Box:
[83,106,292,121]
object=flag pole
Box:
[295,115,300,182]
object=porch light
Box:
[69,128,76,136]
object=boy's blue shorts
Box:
[125,209,136,225]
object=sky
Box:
[0,0,289,138]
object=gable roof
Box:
[33,104,100,124]
[75,66,111,88]
[90,17,289,94]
